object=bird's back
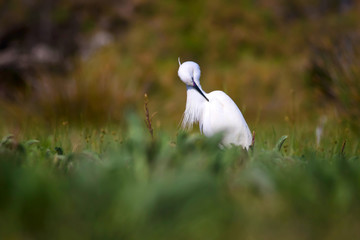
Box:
[201,90,252,149]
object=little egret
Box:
[178,59,252,149]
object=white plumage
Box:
[178,60,252,149]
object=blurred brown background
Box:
[0,0,359,131]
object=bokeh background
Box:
[1,1,360,239]
[1,0,359,132]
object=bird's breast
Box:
[200,98,228,137]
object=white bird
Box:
[178,59,252,149]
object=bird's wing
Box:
[203,91,252,147]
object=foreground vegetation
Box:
[0,115,359,240]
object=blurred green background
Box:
[1,0,359,131]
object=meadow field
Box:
[1,0,360,239]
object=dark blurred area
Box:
[307,34,360,130]
[0,0,133,99]
[0,0,359,129]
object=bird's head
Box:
[178,59,201,86]
[178,58,209,101]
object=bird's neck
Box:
[182,85,208,130]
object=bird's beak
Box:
[192,77,209,102]
[178,57,181,66]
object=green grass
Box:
[0,114,359,240]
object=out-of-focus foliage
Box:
[307,34,360,131]
[0,114,359,239]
